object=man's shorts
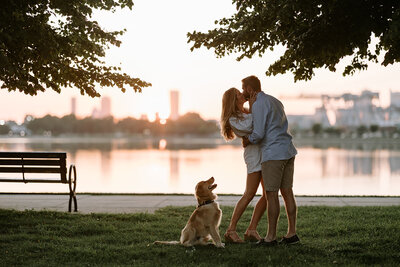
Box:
[261,157,295,192]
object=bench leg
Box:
[68,164,78,212]
[68,194,78,212]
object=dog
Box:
[154,177,224,248]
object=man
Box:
[242,75,299,246]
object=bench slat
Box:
[0,152,66,158]
[0,159,62,166]
[0,167,64,173]
[0,178,67,183]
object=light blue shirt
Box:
[248,91,297,163]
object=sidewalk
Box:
[1,194,399,213]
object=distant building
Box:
[91,107,99,118]
[391,90,400,108]
[389,90,400,126]
[101,97,111,118]
[92,96,112,119]
[71,97,77,116]
[140,114,148,121]
[170,90,180,121]
[333,90,383,127]
[286,89,400,128]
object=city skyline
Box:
[1,87,400,124]
[0,0,399,123]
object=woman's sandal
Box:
[224,230,244,243]
[244,230,262,242]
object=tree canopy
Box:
[188,0,400,81]
[0,0,150,97]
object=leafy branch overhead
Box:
[0,0,151,97]
[187,0,400,81]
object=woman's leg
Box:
[226,171,261,232]
[246,173,267,232]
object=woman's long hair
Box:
[221,88,243,141]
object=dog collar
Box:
[197,200,214,208]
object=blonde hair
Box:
[220,88,243,141]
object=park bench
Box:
[0,152,77,212]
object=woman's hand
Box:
[242,136,250,147]
[249,92,258,113]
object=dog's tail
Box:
[153,241,180,245]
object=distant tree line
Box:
[300,123,400,138]
[23,112,219,136]
[4,115,399,138]
[0,124,10,135]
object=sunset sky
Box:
[1,0,399,123]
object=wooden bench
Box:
[0,152,77,212]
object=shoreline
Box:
[1,192,400,197]
[1,135,400,151]
[1,134,400,143]
[1,194,399,214]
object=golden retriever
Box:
[154,177,224,248]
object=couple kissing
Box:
[221,75,299,246]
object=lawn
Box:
[1,206,399,266]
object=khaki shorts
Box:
[261,157,295,192]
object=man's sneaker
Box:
[279,234,300,245]
[253,239,278,247]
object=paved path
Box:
[1,194,399,213]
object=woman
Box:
[221,87,266,243]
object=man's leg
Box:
[265,190,280,242]
[280,188,297,238]
[280,157,297,238]
[261,160,284,242]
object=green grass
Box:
[1,206,400,266]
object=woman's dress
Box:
[229,113,262,174]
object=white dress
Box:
[229,113,262,174]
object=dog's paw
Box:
[216,242,225,248]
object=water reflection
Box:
[101,150,111,180]
[169,150,179,185]
[390,154,400,174]
[159,139,167,150]
[1,137,399,195]
[315,148,400,177]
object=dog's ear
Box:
[195,183,206,201]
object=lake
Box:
[1,136,400,196]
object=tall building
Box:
[71,97,76,116]
[100,96,111,118]
[170,90,180,121]
[91,96,112,118]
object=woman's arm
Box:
[229,115,253,135]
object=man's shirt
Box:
[248,91,297,163]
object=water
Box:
[1,137,400,195]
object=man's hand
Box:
[242,136,250,148]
